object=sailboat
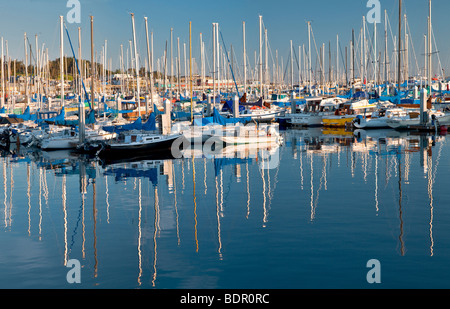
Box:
[96,131,182,157]
[321,97,376,127]
[40,126,117,150]
[353,106,408,129]
[286,97,344,127]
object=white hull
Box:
[354,118,389,129]
[386,118,419,129]
[286,114,323,126]
[41,137,77,150]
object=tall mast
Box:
[299,45,302,89]
[189,21,193,122]
[144,17,154,108]
[199,33,203,94]
[1,37,4,108]
[216,23,220,96]
[374,21,377,86]
[385,10,388,87]
[363,16,366,87]
[24,33,28,104]
[35,35,39,106]
[184,42,187,94]
[60,15,65,108]
[90,16,94,107]
[336,34,339,87]
[259,15,263,98]
[427,0,432,93]
[131,13,141,115]
[243,21,246,96]
[177,37,181,98]
[308,21,312,94]
[170,28,173,99]
[212,23,216,106]
[290,40,294,91]
[352,29,355,86]
[120,44,124,95]
[265,28,268,96]
[78,27,82,100]
[398,0,402,91]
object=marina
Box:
[1,0,450,291]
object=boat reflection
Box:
[0,127,446,288]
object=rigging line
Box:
[405,18,420,75]
[219,30,240,97]
[431,24,444,77]
[310,26,324,75]
[63,23,92,108]
[338,41,348,82]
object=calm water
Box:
[1,127,450,289]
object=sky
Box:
[0,0,449,78]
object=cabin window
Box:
[131,135,137,142]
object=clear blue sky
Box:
[0,0,448,77]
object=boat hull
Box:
[322,115,356,127]
[286,114,323,127]
[98,134,184,158]
[353,118,389,129]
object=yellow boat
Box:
[322,99,376,127]
[322,115,356,127]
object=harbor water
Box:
[1,127,450,289]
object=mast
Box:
[265,28,268,97]
[144,17,154,108]
[24,33,28,104]
[184,42,187,95]
[212,23,216,106]
[1,37,4,108]
[35,36,39,107]
[170,28,173,99]
[427,0,432,93]
[178,37,181,98]
[120,44,124,95]
[243,21,246,96]
[336,34,339,87]
[90,16,94,108]
[352,29,355,86]
[308,21,312,95]
[189,21,193,122]
[259,15,263,98]
[363,16,366,88]
[374,21,377,86]
[290,40,294,91]
[299,45,302,89]
[60,15,65,108]
[398,0,402,91]
[199,33,203,94]
[385,10,388,87]
[216,23,220,97]
[404,15,408,85]
[131,13,141,116]
[78,27,82,100]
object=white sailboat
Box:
[287,97,344,127]
[40,127,117,150]
[353,107,408,129]
[386,110,450,129]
